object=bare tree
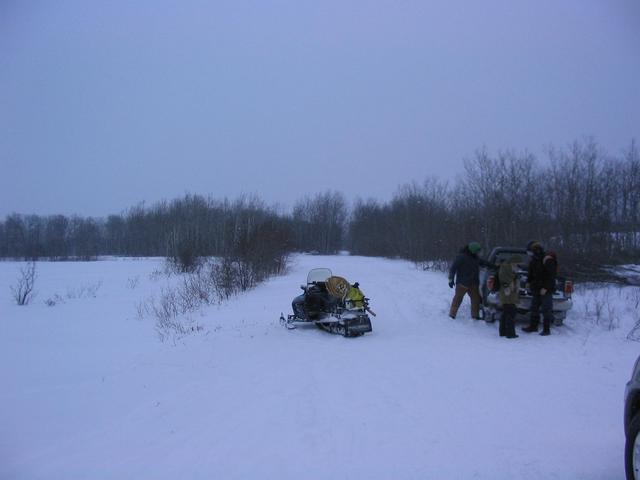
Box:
[10,261,37,306]
[292,191,347,254]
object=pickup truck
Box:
[479,247,573,325]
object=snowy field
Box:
[1,255,639,479]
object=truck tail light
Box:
[487,275,496,291]
[564,280,573,297]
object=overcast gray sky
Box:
[1,0,639,217]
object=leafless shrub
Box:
[135,296,154,321]
[66,280,102,299]
[168,241,200,273]
[417,260,449,273]
[627,287,640,341]
[41,280,103,307]
[139,287,204,342]
[180,269,217,307]
[44,293,65,307]
[137,259,230,340]
[138,254,286,342]
[627,286,640,310]
[152,288,181,323]
[149,261,179,281]
[156,315,203,344]
[10,261,37,305]
[628,319,640,341]
[592,294,605,325]
[149,268,165,282]
[585,288,620,331]
[126,276,140,289]
[210,258,244,300]
[605,293,620,331]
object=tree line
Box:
[1,138,638,279]
[0,193,347,281]
[348,138,640,279]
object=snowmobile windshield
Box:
[307,268,332,285]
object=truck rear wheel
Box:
[625,413,640,479]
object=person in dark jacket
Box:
[448,242,492,319]
[522,241,557,335]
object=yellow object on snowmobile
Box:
[346,286,365,308]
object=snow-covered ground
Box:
[1,255,639,479]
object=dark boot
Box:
[522,322,538,333]
[504,318,518,338]
[504,310,517,338]
[499,318,506,337]
[540,320,551,336]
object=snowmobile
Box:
[279,268,374,337]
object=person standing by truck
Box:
[448,242,492,320]
[498,254,522,338]
[522,241,557,336]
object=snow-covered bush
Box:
[585,288,619,331]
[138,286,204,342]
[577,284,640,336]
[137,264,216,341]
[139,255,288,342]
